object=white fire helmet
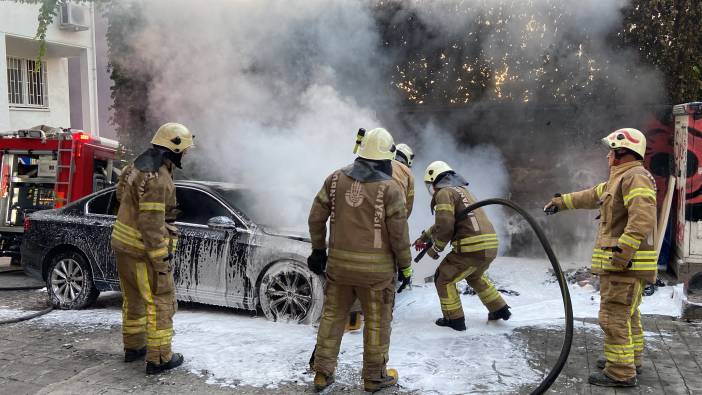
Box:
[355,128,396,161]
[424,160,453,195]
[601,128,646,159]
[395,143,415,167]
[151,122,194,153]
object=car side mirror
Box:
[207,216,237,230]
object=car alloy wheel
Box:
[267,269,312,322]
[50,258,84,304]
[258,261,324,324]
[46,250,99,309]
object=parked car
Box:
[21,181,324,324]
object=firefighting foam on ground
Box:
[1,0,699,393]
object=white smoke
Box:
[119,0,508,242]
[111,0,663,269]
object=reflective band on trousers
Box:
[451,234,499,253]
[328,248,395,272]
[591,249,657,271]
[605,343,635,364]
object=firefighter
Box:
[111,122,194,375]
[308,127,412,392]
[544,128,656,387]
[414,161,510,331]
[393,143,415,217]
[345,142,416,332]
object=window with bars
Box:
[6,57,48,108]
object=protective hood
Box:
[433,172,469,189]
[395,154,410,167]
[134,147,167,172]
[341,158,393,182]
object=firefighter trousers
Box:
[434,251,506,320]
[116,252,177,364]
[599,273,645,380]
[313,277,395,380]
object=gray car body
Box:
[21,181,313,312]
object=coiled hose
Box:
[417,198,573,394]
[0,269,53,324]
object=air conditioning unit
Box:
[58,2,90,32]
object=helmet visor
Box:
[425,181,436,196]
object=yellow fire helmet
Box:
[356,127,396,160]
[151,122,195,154]
[395,143,415,167]
[424,160,453,183]
[601,128,646,158]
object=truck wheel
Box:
[259,260,324,324]
[46,251,99,309]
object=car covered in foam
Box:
[21,181,324,324]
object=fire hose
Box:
[414,198,573,395]
[0,269,54,325]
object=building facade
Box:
[0,2,99,135]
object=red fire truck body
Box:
[0,127,121,263]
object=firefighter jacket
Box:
[111,149,178,265]
[391,160,415,217]
[425,174,497,254]
[308,158,412,282]
[556,161,657,283]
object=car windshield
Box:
[211,185,309,230]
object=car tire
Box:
[258,260,324,324]
[46,250,100,310]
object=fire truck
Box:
[0,126,121,265]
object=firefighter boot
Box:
[345,311,362,332]
[145,353,184,375]
[313,372,334,392]
[596,357,642,375]
[435,317,466,331]
[488,305,511,321]
[364,368,398,392]
[124,347,146,362]
[588,371,637,387]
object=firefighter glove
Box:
[427,245,440,260]
[610,245,634,270]
[413,230,431,251]
[307,249,327,275]
[397,266,412,293]
[413,237,428,252]
[544,193,562,215]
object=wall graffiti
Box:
[644,114,702,221]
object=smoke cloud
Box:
[111,0,664,273]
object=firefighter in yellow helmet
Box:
[344,141,416,332]
[414,161,510,331]
[111,122,194,374]
[308,127,411,392]
[393,143,415,217]
[544,128,656,387]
